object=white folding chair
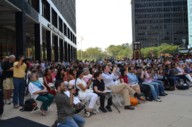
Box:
[112,93,123,107]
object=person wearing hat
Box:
[3,55,15,104]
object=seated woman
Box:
[56,68,65,81]
[149,68,167,95]
[28,72,54,116]
[93,71,112,113]
[67,69,76,81]
[72,70,98,116]
[43,68,56,96]
[140,67,162,102]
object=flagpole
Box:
[80,36,83,60]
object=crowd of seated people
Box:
[2,55,192,126]
[19,56,192,111]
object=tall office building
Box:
[0,0,76,62]
[132,0,188,48]
[188,0,192,47]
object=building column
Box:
[71,46,73,60]
[54,36,58,62]
[15,12,26,57]
[46,31,51,61]
[64,42,68,62]
[68,45,71,62]
[74,48,77,59]
[60,39,64,62]
[71,47,73,60]
[34,24,41,61]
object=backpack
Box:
[176,85,189,90]
[176,79,189,90]
[20,98,37,111]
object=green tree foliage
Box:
[141,43,178,58]
[106,43,132,59]
[77,47,105,60]
[77,43,133,60]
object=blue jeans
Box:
[57,114,85,127]
[13,78,25,106]
[143,82,159,100]
[154,80,166,95]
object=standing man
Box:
[13,55,27,108]
[3,55,15,104]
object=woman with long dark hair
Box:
[56,68,65,81]
[74,70,98,116]
[43,68,56,96]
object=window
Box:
[42,0,50,21]
[52,9,57,28]
[28,0,39,12]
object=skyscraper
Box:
[132,0,188,48]
[188,0,192,47]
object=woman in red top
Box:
[43,68,56,96]
[119,68,128,84]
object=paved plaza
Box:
[1,89,192,127]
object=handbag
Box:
[73,103,86,114]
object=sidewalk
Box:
[1,89,192,127]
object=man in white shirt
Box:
[102,65,142,110]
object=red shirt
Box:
[120,75,128,84]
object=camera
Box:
[68,86,74,90]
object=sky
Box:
[76,0,132,51]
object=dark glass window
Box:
[59,18,63,32]
[27,0,39,12]
[42,0,50,21]
[64,23,67,36]
[52,9,57,28]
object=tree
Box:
[86,47,103,60]
[77,43,133,60]
[77,47,105,60]
[105,43,132,59]
[141,43,178,58]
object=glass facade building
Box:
[132,0,188,48]
[0,0,77,62]
[188,0,192,46]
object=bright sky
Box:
[76,0,132,51]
